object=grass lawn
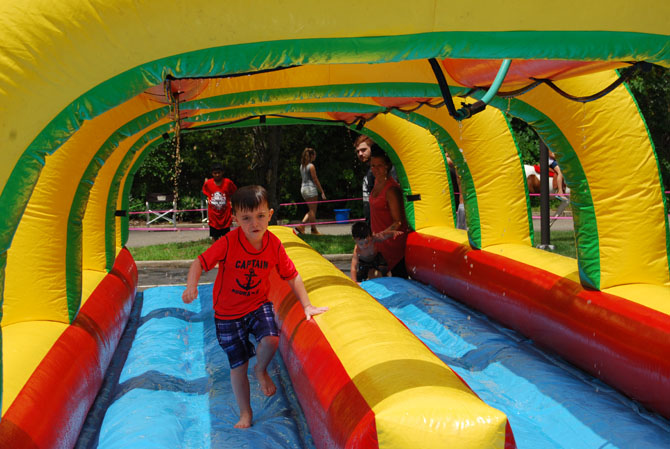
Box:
[130,230,576,261]
[546,230,577,259]
[131,239,214,261]
[129,234,357,261]
[299,234,355,255]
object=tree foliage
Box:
[626,64,670,188]
[131,124,367,222]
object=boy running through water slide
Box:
[182,185,328,428]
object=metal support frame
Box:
[145,193,177,227]
[537,139,554,250]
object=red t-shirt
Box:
[198,227,298,319]
[202,178,237,229]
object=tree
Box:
[626,64,670,189]
[130,123,365,223]
[250,126,281,222]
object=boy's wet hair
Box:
[351,221,372,239]
[231,185,269,212]
[211,162,223,172]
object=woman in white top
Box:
[297,147,326,234]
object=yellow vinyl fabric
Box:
[82,115,172,273]
[3,95,166,327]
[455,107,532,248]
[406,106,532,248]
[2,0,669,212]
[602,283,670,314]
[83,144,123,276]
[362,114,455,230]
[514,70,669,289]
[272,226,511,448]
[4,146,77,325]
[1,321,68,415]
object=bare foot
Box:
[234,411,252,429]
[254,366,277,396]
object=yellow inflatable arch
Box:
[1,1,669,447]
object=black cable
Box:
[180,98,450,134]
[181,114,353,132]
[494,80,545,98]
[530,64,638,103]
[465,62,646,103]
[428,58,459,118]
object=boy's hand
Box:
[304,304,329,320]
[182,286,198,303]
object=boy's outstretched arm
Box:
[287,274,329,320]
[182,259,203,303]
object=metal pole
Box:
[538,139,554,250]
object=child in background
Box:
[349,221,401,283]
[548,150,566,195]
[202,162,237,240]
[182,185,328,429]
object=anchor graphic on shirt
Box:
[236,267,261,291]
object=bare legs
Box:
[253,335,278,396]
[229,335,279,428]
[230,363,252,428]
[301,196,320,234]
[527,175,540,194]
[529,174,566,196]
[554,173,565,195]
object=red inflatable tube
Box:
[0,248,137,449]
[269,272,378,449]
[406,232,670,419]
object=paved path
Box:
[126,222,353,248]
[128,223,353,291]
[126,218,573,248]
[128,218,573,291]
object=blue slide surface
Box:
[78,278,669,448]
[361,277,670,449]
[76,284,314,449]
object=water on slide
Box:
[77,279,669,448]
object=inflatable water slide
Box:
[1,1,668,447]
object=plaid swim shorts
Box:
[214,302,279,369]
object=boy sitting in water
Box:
[182,185,328,429]
[349,221,401,283]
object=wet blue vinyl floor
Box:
[76,278,670,448]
